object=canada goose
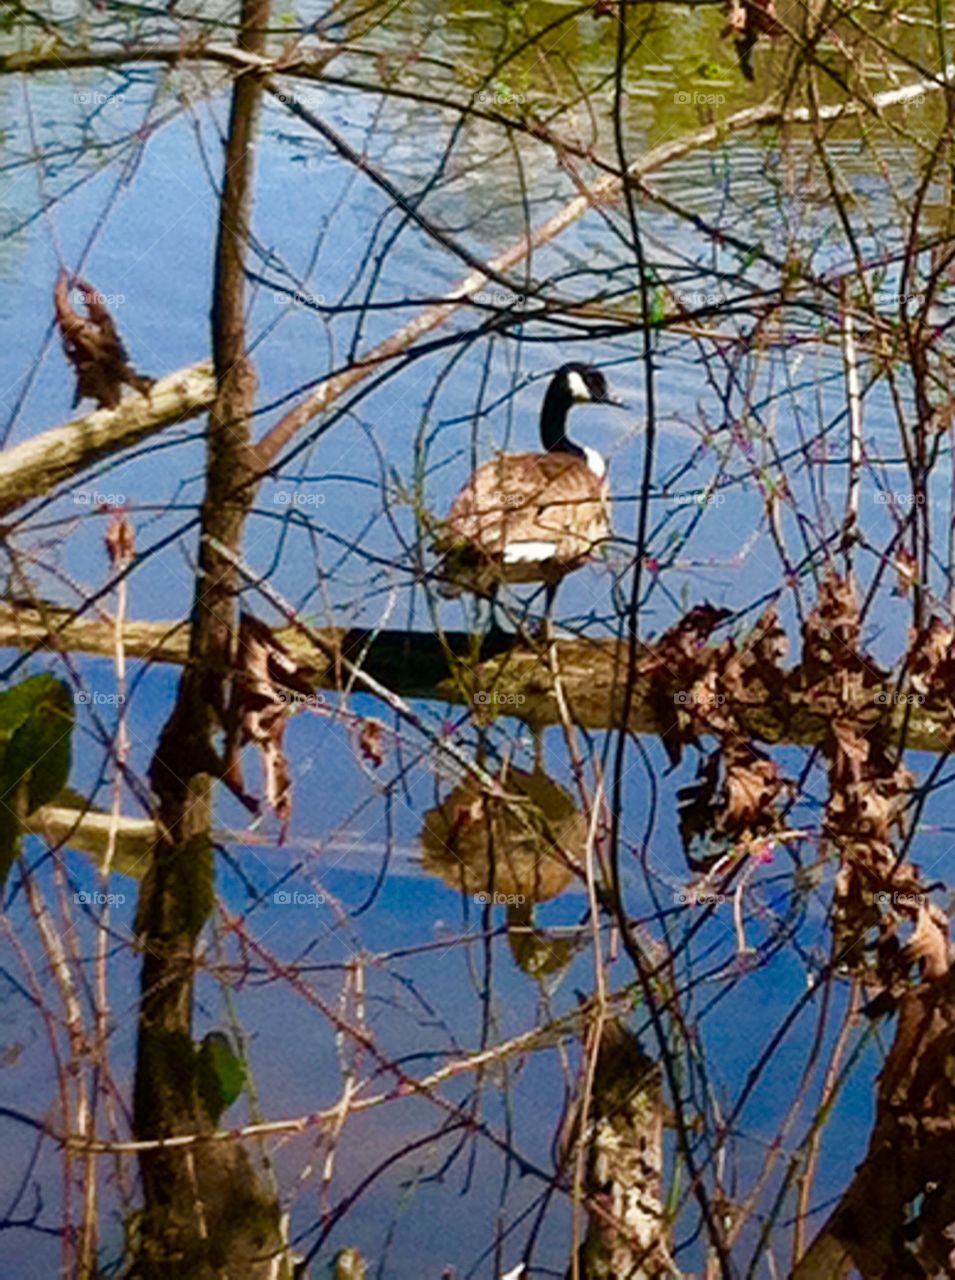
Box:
[434,363,616,628]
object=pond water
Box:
[1,2,954,1276]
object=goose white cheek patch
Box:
[565,369,591,401]
[503,541,558,563]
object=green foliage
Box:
[0,675,73,889]
[649,286,667,328]
[694,59,728,80]
[196,1031,246,1123]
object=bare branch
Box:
[0,363,214,515]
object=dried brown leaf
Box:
[230,613,316,835]
[902,905,951,980]
[104,511,135,566]
[54,270,154,410]
[723,743,782,830]
[909,615,955,697]
[358,718,386,768]
[892,547,918,598]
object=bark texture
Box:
[130,1,283,1273]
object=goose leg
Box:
[540,581,559,642]
[532,723,544,771]
[486,582,508,643]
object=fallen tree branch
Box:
[2,603,953,754]
[0,363,215,516]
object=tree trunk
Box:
[130,1,283,1274]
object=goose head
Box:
[558,363,615,405]
[540,363,618,477]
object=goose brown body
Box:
[435,450,610,596]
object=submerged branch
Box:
[2,603,952,754]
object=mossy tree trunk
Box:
[130,2,283,1273]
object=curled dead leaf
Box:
[228,614,316,838]
[104,511,135,567]
[54,270,154,410]
[901,904,951,980]
[358,719,386,768]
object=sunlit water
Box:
[0,2,953,1275]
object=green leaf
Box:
[196,1032,246,1123]
[0,677,74,890]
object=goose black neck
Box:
[539,377,577,455]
